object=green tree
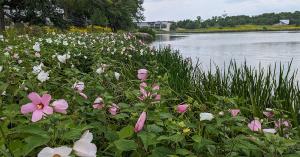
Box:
[0,0,67,31]
[0,0,144,31]
[105,0,144,31]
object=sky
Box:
[143,0,300,21]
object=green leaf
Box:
[0,83,8,93]
[105,130,119,142]
[13,125,49,139]
[137,132,157,149]
[149,147,173,157]
[114,139,137,152]
[23,135,50,155]
[157,134,184,143]
[146,124,163,133]
[176,148,191,155]
[191,135,201,143]
[62,128,82,140]
[8,140,23,157]
[114,113,129,120]
[118,125,134,139]
[12,135,50,157]
[159,113,173,119]
[169,134,184,142]
[206,145,216,156]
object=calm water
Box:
[152,31,300,72]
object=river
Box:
[152,31,300,73]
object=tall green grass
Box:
[145,48,300,127]
[97,37,299,129]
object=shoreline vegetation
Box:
[1,29,300,156]
[170,11,300,33]
[3,1,300,156]
[170,25,300,33]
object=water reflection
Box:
[155,34,187,42]
[152,32,300,75]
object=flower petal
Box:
[37,147,54,157]
[135,112,147,133]
[21,103,36,114]
[79,92,88,99]
[80,130,93,142]
[73,140,97,157]
[52,99,68,114]
[53,146,72,156]
[248,120,261,132]
[152,84,159,90]
[154,94,161,101]
[263,128,276,134]
[41,94,52,106]
[28,92,42,105]
[43,106,53,115]
[200,113,214,121]
[32,110,44,122]
[229,109,240,117]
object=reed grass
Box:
[143,48,300,128]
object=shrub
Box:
[0,31,300,156]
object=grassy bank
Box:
[175,24,300,33]
[1,30,300,156]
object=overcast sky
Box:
[143,0,300,21]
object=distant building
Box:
[136,21,173,31]
[278,20,290,25]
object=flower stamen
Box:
[37,104,44,109]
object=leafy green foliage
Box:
[0,31,299,156]
[174,11,300,29]
[1,0,144,31]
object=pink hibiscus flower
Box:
[177,103,189,113]
[21,92,53,122]
[134,111,147,133]
[137,69,148,81]
[73,81,88,99]
[108,103,119,116]
[248,119,262,132]
[52,99,68,114]
[229,109,240,117]
[138,82,161,101]
[275,119,290,128]
[93,97,104,109]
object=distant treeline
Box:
[172,11,300,30]
[0,0,144,32]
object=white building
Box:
[279,20,290,25]
[136,21,173,31]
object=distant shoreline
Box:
[161,25,300,34]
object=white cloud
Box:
[143,0,300,21]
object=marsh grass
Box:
[144,48,300,128]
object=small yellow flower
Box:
[183,128,190,133]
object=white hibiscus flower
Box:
[114,72,120,80]
[38,146,72,157]
[32,63,44,74]
[33,42,41,52]
[200,112,214,121]
[263,129,276,134]
[73,130,97,157]
[57,54,71,63]
[37,71,50,82]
